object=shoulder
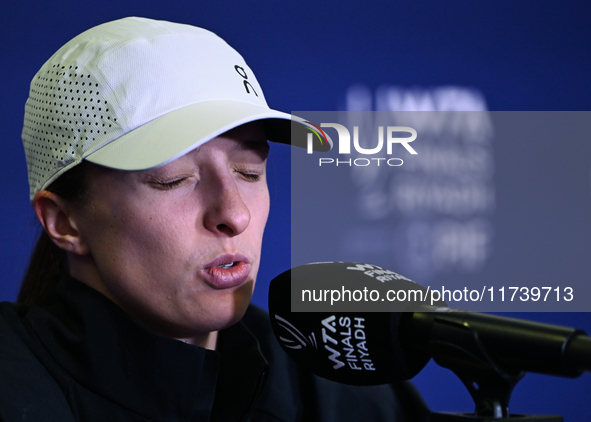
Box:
[241,305,430,422]
[0,302,75,422]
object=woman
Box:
[0,17,428,421]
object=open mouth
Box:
[205,253,250,270]
[217,262,238,269]
[202,256,251,289]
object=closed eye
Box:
[151,177,188,190]
[238,171,261,182]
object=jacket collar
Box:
[25,275,268,421]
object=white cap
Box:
[22,17,331,201]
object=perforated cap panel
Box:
[23,63,122,200]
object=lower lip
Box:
[202,262,251,289]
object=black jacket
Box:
[0,276,429,421]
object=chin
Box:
[211,295,252,330]
[189,285,254,333]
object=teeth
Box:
[218,262,235,269]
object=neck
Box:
[177,330,219,350]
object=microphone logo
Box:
[274,314,318,350]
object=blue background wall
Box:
[2,1,591,420]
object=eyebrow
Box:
[239,139,270,159]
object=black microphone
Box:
[268,262,591,386]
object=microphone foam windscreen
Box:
[268,262,432,385]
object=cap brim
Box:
[85,100,332,170]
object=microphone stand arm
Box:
[405,312,567,422]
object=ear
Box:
[33,191,89,255]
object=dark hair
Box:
[18,161,91,306]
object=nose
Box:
[203,174,251,236]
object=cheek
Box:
[122,206,195,265]
[255,183,271,222]
[82,198,183,277]
[250,188,270,240]
[248,187,270,265]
